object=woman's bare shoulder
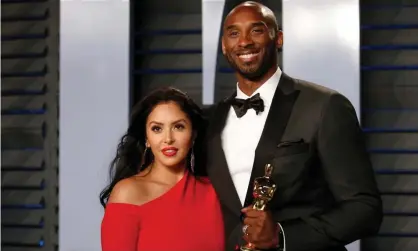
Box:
[108,176,151,206]
[108,174,171,206]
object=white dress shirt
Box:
[221,67,282,205]
[221,67,286,250]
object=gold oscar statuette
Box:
[241,164,277,251]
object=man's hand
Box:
[241,205,279,249]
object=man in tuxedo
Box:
[205,1,383,251]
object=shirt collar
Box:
[236,67,282,107]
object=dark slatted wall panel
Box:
[132,1,203,105]
[360,1,418,250]
[1,0,59,250]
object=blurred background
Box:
[1,0,418,251]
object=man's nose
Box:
[238,33,254,47]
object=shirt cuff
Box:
[277,222,286,251]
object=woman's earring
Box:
[140,143,149,169]
[190,147,195,172]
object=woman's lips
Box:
[162,147,178,157]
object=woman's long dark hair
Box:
[99,87,207,208]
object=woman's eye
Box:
[174,124,185,130]
[151,126,161,132]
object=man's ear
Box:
[276,30,283,49]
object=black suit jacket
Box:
[205,74,383,251]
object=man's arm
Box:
[279,93,383,251]
[201,104,216,120]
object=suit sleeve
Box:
[202,104,216,120]
[279,93,383,251]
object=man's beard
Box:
[225,43,276,81]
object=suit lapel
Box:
[243,74,300,207]
[207,96,242,216]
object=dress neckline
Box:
[106,170,189,210]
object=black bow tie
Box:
[229,93,265,118]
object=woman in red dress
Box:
[100,87,224,251]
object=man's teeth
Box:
[239,53,258,59]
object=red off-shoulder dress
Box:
[101,171,225,251]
